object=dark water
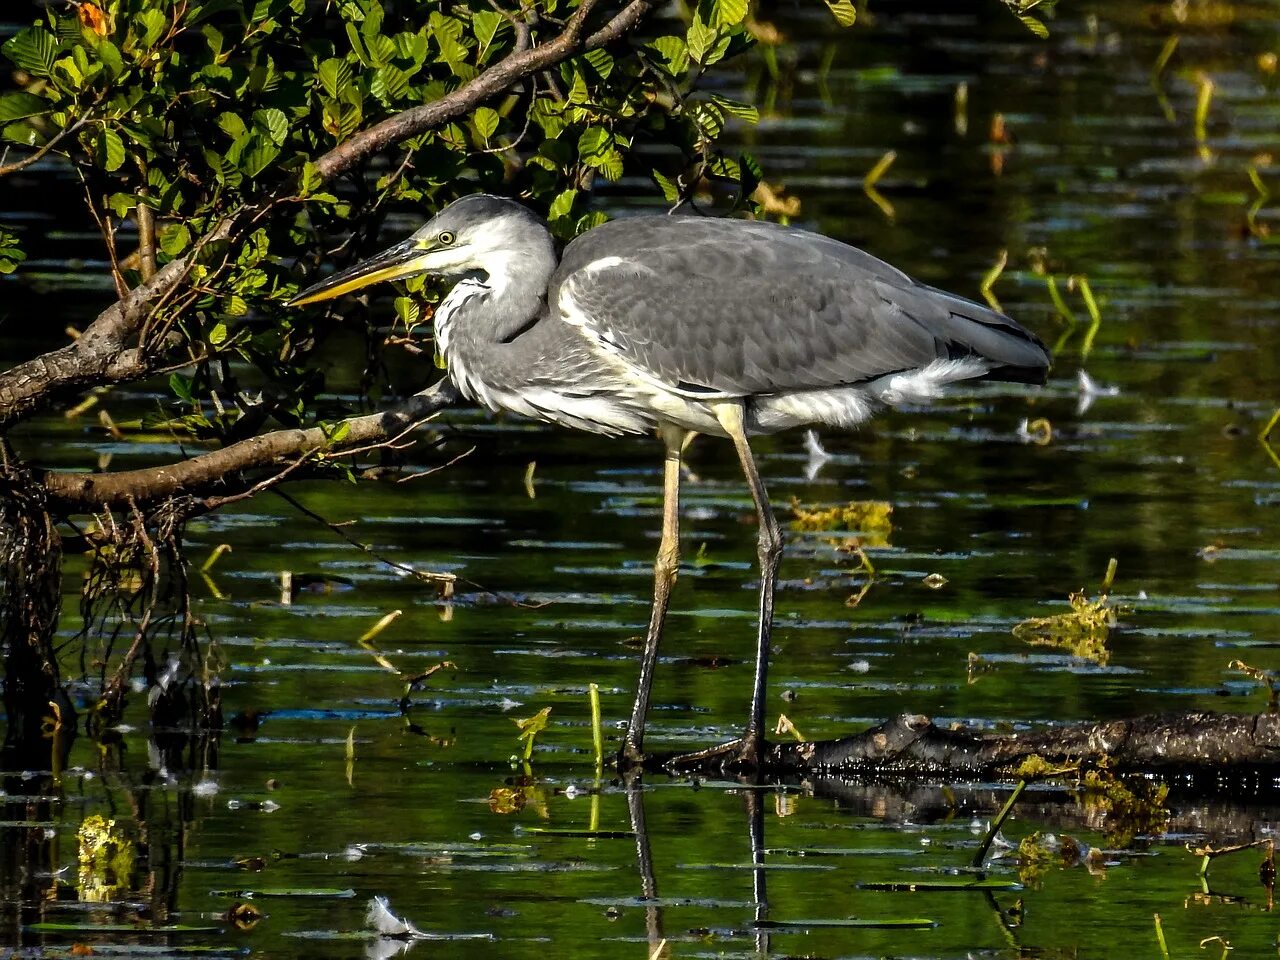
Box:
[5,1,1280,956]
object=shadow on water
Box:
[6,0,1280,956]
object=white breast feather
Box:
[433,279,488,353]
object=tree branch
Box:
[0,110,95,179]
[35,380,461,511]
[0,215,243,429]
[314,0,651,180]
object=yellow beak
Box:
[288,238,431,307]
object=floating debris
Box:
[790,498,893,547]
[1016,418,1053,445]
[367,895,426,939]
[1076,369,1120,415]
[1012,590,1117,663]
[77,815,136,903]
[803,429,832,480]
[1013,560,1123,664]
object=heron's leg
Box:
[714,401,782,767]
[626,780,665,952]
[620,425,688,764]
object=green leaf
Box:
[253,107,288,145]
[582,48,614,80]
[96,128,125,172]
[710,93,759,124]
[97,41,123,79]
[429,12,468,65]
[237,132,280,178]
[687,17,730,66]
[707,153,740,180]
[345,22,371,66]
[2,121,41,148]
[707,0,748,28]
[2,28,59,79]
[1019,14,1049,38]
[686,100,725,139]
[565,67,591,105]
[393,296,420,327]
[134,8,168,48]
[472,10,503,57]
[106,193,133,219]
[322,100,362,141]
[823,0,857,27]
[592,148,624,181]
[548,188,577,222]
[653,169,680,203]
[473,106,499,140]
[168,373,195,405]
[370,65,409,102]
[317,58,352,99]
[578,125,611,158]
[365,33,396,67]
[159,223,191,257]
[0,92,49,125]
[217,112,247,140]
[647,36,689,76]
[299,160,323,197]
[208,322,229,345]
[393,29,430,68]
[0,226,26,275]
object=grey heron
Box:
[291,194,1051,769]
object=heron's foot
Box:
[664,734,766,774]
[616,738,647,770]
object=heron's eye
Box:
[438,231,456,245]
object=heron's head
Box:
[289,194,552,307]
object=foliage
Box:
[0,0,801,449]
[77,814,137,902]
[790,498,894,547]
[1012,589,1118,663]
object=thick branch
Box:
[37,380,460,511]
[0,216,240,429]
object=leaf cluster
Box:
[0,0,860,453]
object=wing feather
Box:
[551,216,1049,397]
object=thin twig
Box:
[396,444,476,482]
[272,488,456,587]
[0,110,94,178]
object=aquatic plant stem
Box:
[590,682,604,775]
[972,780,1027,868]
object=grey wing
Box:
[552,216,1049,398]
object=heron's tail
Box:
[922,286,1052,385]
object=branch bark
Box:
[37,379,460,511]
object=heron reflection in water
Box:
[292,195,1050,769]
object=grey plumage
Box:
[554,215,1048,398]
[291,194,1051,769]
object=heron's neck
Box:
[477,233,556,323]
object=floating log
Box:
[647,712,1280,778]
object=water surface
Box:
[4,1,1280,956]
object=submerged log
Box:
[648,712,1280,778]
